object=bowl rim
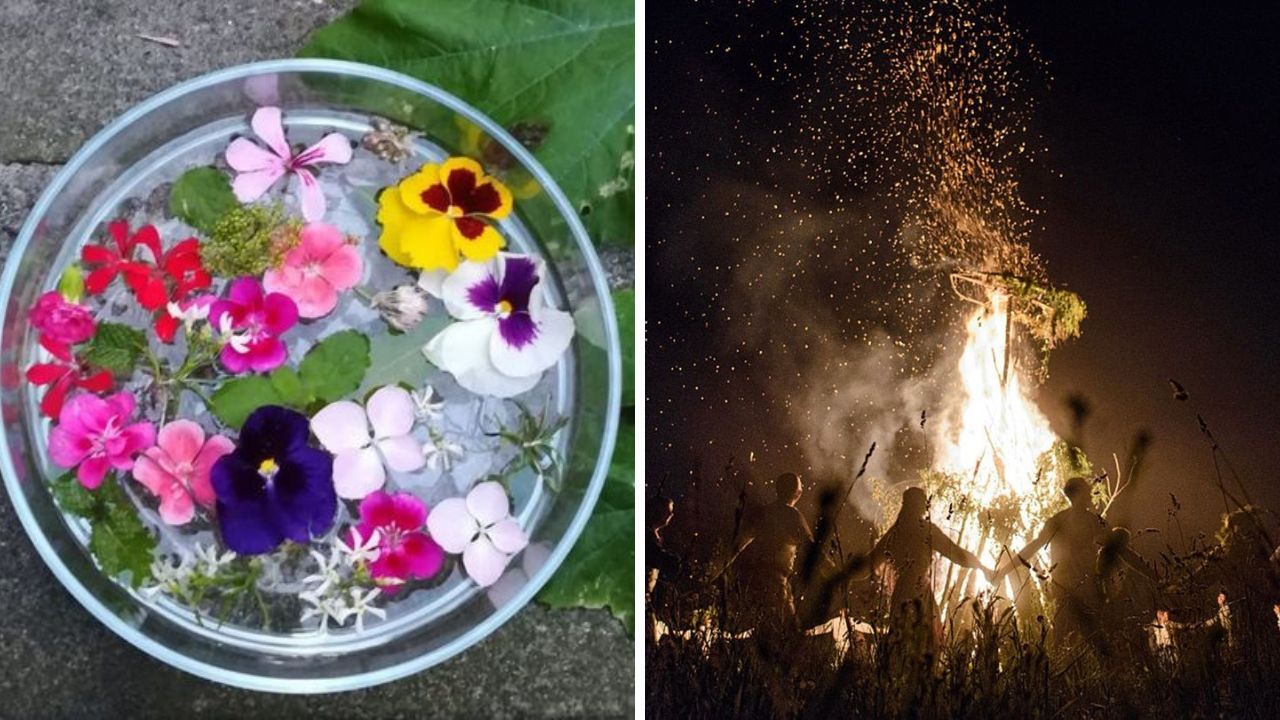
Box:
[0,57,622,693]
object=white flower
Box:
[301,548,342,596]
[427,481,529,587]
[423,431,465,472]
[345,587,386,633]
[217,313,252,354]
[143,554,195,599]
[167,300,211,332]
[311,385,427,499]
[411,385,446,422]
[421,253,574,398]
[335,527,382,565]
[370,284,431,332]
[192,543,236,577]
[299,588,350,631]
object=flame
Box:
[931,291,1063,598]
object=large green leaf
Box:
[169,167,238,234]
[298,0,636,248]
[298,330,371,404]
[538,415,634,631]
[357,314,448,395]
[51,473,157,588]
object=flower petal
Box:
[398,164,445,214]
[295,168,326,222]
[440,259,498,320]
[424,320,540,398]
[310,400,372,452]
[272,445,338,540]
[217,495,282,555]
[486,518,529,555]
[77,455,111,490]
[425,497,479,554]
[319,243,363,291]
[156,419,204,465]
[231,167,285,203]
[158,486,196,525]
[299,132,353,167]
[490,304,574,378]
[366,385,416,439]
[401,215,461,271]
[463,536,511,587]
[250,106,291,160]
[132,451,174,495]
[225,137,283,172]
[452,222,506,263]
[332,447,386,500]
[376,434,426,473]
[467,481,512,526]
[399,533,445,578]
[191,435,234,507]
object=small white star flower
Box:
[217,313,252,353]
[423,431,465,472]
[346,587,386,633]
[411,385,446,422]
[334,527,382,566]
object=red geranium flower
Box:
[81,220,212,343]
[25,334,113,418]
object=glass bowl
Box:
[0,59,621,692]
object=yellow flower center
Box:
[446,205,464,218]
[258,458,279,478]
[496,300,513,317]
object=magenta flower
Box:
[426,481,528,587]
[29,291,96,345]
[225,107,353,222]
[133,420,234,525]
[210,277,299,374]
[262,223,363,318]
[352,491,445,590]
[48,391,155,489]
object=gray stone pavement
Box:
[0,0,634,717]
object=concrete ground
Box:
[0,1,633,717]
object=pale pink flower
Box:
[132,420,234,525]
[224,107,353,222]
[310,386,425,500]
[426,481,528,587]
[262,223,363,318]
[48,392,155,489]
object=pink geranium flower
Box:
[29,291,96,345]
[352,491,445,590]
[209,277,299,374]
[262,223,363,318]
[133,420,234,525]
[225,107,353,222]
[48,391,155,489]
[426,481,529,587]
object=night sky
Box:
[648,0,1280,544]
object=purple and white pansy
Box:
[420,253,575,398]
[225,106,353,222]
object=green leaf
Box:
[299,0,636,248]
[269,367,313,408]
[613,289,634,408]
[81,322,146,374]
[169,167,239,234]
[50,471,96,516]
[358,315,448,396]
[209,376,281,429]
[538,415,634,631]
[88,482,157,589]
[298,330,371,404]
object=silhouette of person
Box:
[729,472,814,632]
[647,495,679,643]
[994,476,1153,646]
[864,487,992,657]
[1149,607,1186,668]
[1200,590,1237,652]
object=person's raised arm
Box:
[930,523,987,572]
[994,516,1055,582]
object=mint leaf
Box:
[614,289,634,408]
[358,315,448,396]
[298,330,371,404]
[269,367,313,408]
[81,322,146,374]
[50,471,96,516]
[538,416,634,631]
[89,481,157,589]
[169,167,238,234]
[299,0,636,248]
[209,376,281,429]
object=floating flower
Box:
[369,284,431,331]
[211,405,336,555]
[411,385,446,422]
[209,278,298,373]
[132,420,234,525]
[26,333,113,418]
[335,527,383,567]
[422,431,465,473]
[376,157,512,271]
[225,106,353,222]
[164,294,215,335]
[352,491,445,589]
[29,291,96,345]
[422,253,574,398]
[262,222,362,318]
[426,481,529,587]
[47,391,155,489]
[310,385,425,499]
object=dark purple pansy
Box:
[212,405,336,554]
[465,255,540,349]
